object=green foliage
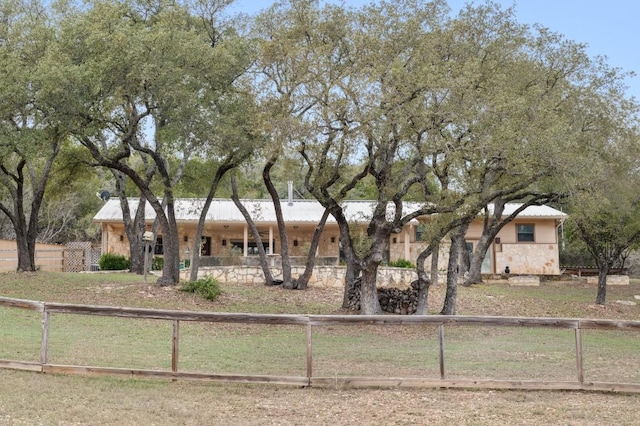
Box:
[559,246,595,268]
[180,277,221,301]
[348,221,372,259]
[98,253,130,271]
[226,245,243,257]
[152,257,164,271]
[387,259,414,269]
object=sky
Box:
[230,0,640,100]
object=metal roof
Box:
[494,204,567,220]
[93,198,566,224]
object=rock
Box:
[615,300,637,306]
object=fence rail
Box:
[0,296,639,392]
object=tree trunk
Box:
[464,232,492,286]
[342,255,360,308]
[359,227,388,315]
[595,263,610,305]
[13,198,38,272]
[1,139,60,273]
[113,170,148,275]
[457,225,470,278]
[263,159,293,289]
[414,243,435,315]
[15,229,36,272]
[230,175,276,285]
[441,228,463,315]
[128,208,147,275]
[295,209,330,290]
[333,220,361,309]
[156,198,181,286]
[189,163,236,282]
[360,266,382,315]
[189,221,204,282]
[430,241,439,286]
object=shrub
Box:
[387,258,414,269]
[152,256,164,271]
[180,277,221,301]
[99,253,130,271]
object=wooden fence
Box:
[1,296,639,393]
[0,246,99,272]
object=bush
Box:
[152,256,164,271]
[387,258,414,269]
[180,277,221,301]
[99,253,130,271]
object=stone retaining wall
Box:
[508,275,540,286]
[586,275,630,286]
[184,265,422,288]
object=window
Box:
[231,241,270,255]
[517,224,535,242]
[154,236,163,255]
[415,225,426,242]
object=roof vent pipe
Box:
[288,181,294,206]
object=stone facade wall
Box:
[495,243,561,275]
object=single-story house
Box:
[93,198,566,276]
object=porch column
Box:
[102,224,109,254]
[404,226,411,260]
[243,225,248,257]
[269,226,274,254]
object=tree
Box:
[564,100,640,305]
[50,0,253,285]
[412,2,632,314]
[37,142,106,244]
[0,0,65,271]
[569,169,640,305]
[185,0,258,282]
[256,0,471,314]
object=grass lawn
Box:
[0,271,639,425]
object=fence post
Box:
[172,320,180,377]
[306,321,313,385]
[40,308,50,365]
[575,326,584,385]
[438,324,445,380]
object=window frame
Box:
[154,236,164,255]
[516,224,535,242]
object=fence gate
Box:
[63,242,94,272]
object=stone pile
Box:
[347,278,420,314]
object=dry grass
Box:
[1,370,639,426]
[0,271,639,425]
